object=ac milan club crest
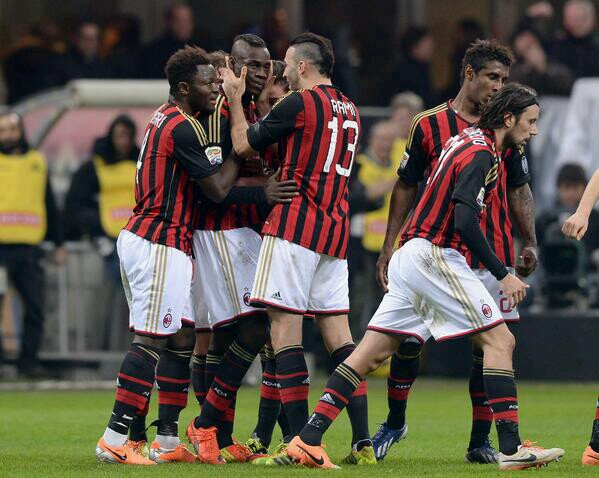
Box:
[163,313,173,328]
[481,304,493,318]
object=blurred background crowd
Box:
[1,0,599,379]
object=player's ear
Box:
[297,60,306,76]
[177,81,190,97]
[464,65,474,82]
[504,112,515,128]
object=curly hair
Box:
[165,45,212,95]
[478,83,538,130]
[461,39,515,79]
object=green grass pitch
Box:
[0,378,597,477]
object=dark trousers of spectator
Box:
[0,245,45,372]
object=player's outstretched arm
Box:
[508,183,538,276]
[196,152,244,203]
[376,179,418,292]
[220,62,257,158]
[563,168,599,240]
[454,202,529,307]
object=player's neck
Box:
[172,96,193,116]
[494,128,507,151]
[299,75,332,90]
[451,91,479,122]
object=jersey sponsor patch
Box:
[205,146,223,165]
[400,151,410,170]
[476,186,486,209]
[521,155,529,175]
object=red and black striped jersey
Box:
[402,127,500,253]
[399,101,530,267]
[124,102,221,254]
[195,95,278,231]
[247,85,361,259]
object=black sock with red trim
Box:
[469,349,493,450]
[129,401,150,442]
[156,346,192,437]
[483,368,521,455]
[330,344,369,445]
[107,343,160,436]
[194,339,256,436]
[300,363,362,446]
[276,345,310,438]
[204,352,221,392]
[386,340,421,430]
[191,353,207,406]
[253,345,281,447]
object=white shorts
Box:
[192,228,263,329]
[118,230,194,337]
[190,272,210,332]
[474,268,519,322]
[251,235,349,315]
[368,238,504,343]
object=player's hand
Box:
[256,61,275,117]
[220,57,247,100]
[264,168,299,205]
[376,246,393,293]
[499,273,529,308]
[562,211,589,241]
[515,245,538,277]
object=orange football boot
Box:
[149,441,197,463]
[186,421,225,464]
[96,437,156,465]
[582,445,599,466]
[286,436,339,469]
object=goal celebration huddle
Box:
[93,31,599,471]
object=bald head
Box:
[369,121,397,162]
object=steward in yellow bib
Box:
[0,111,65,377]
[65,115,138,281]
[64,115,138,351]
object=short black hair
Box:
[232,33,267,49]
[272,60,286,78]
[165,45,212,95]
[289,32,334,77]
[461,39,514,79]
[557,163,587,186]
[478,83,538,130]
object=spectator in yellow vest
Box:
[356,94,422,326]
[66,115,138,267]
[65,115,138,349]
[0,111,65,377]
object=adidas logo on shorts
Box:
[319,393,336,405]
[271,291,282,300]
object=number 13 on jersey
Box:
[323,118,359,177]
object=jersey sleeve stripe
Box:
[209,96,225,143]
[180,110,209,146]
[406,103,449,148]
